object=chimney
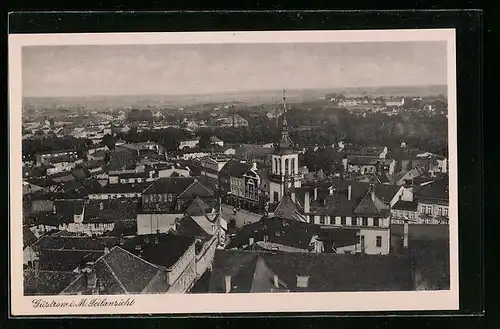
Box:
[104,247,110,255]
[347,185,352,201]
[99,202,104,210]
[33,260,40,278]
[304,191,310,214]
[274,275,279,289]
[249,237,254,246]
[314,187,318,200]
[225,276,232,293]
[251,162,257,171]
[403,220,409,248]
[86,268,97,293]
[370,184,376,202]
[52,204,56,214]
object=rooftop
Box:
[209,250,413,293]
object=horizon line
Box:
[23,84,448,99]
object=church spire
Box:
[277,89,293,151]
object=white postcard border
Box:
[9,29,459,316]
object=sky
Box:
[22,41,447,97]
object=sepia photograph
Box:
[9,30,458,315]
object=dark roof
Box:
[81,160,105,170]
[228,217,319,250]
[414,178,449,202]
[219,160,251,179]
[24,270,80,296]
[294,180,394,217]
[36,235,120,251]
[49,171,76,182]
[209,250,413,293]
[122,233,195,269]
[71,167,90,180]
[38,249,104,271]
[51,199,85,223]
[392,200,418,211]
[89,150,107,158]
[84,199,139,223]
[142,177,195,195]
[110,171,150,179]
[91,182,152,194]
[61,246,169,295]
[348,156,394,166]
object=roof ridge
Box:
[101,257,130,294]
[110,245,162,269]
[58,273,86,295]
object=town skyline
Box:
[23,41,447,98]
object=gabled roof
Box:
[23,226,38,248]
[186,197,213,216]
[177,179,215,200]
[60,246,169,295]
[272,194,308,222]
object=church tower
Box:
[268,90,302,204]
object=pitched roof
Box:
[209,250,413,293]
[122,233,195,269]
[23,226,38,248]
[177,179,215,200]
[186,197,213,216]
[174,215,212,240]
[272,194,308,222]
[61,247,170,295]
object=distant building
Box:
[179,138,200,150]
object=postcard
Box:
[9,29,458,316]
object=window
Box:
[319,216,325,224]
[341,217,346,225]
[351,217,357,226]
[376,236,382,247]
[427,206,432,215]
[438,207,443,216]
[373,218,379,227]
[356,235,361,244]
[420,206,425,214]
[444,208,448,216]
[309,216,314,224]
[362,217,368,226]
